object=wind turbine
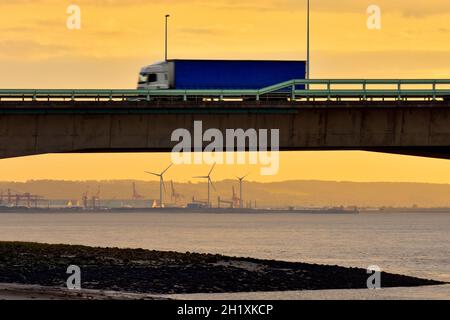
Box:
[145,163,173,208]
[237,174,249,209]
[194,164,216,208]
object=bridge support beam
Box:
[0,101,449,160]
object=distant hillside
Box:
[1,180,450,208]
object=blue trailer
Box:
[138,59,306,91]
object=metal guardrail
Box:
[0,79,449,102]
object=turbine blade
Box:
[145,171,161,177]
[162,163,174,175]
[161,177,167,194]
[210,178,217,192]
[238,173,250,181]
[208,163,216,176]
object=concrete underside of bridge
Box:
[0,100,449,160]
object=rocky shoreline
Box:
[0,242,445,295]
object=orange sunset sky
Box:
[0,0,449,183]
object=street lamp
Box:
[165,14,170,61]
[306,0,310,82]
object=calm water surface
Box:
[0,212,448,299]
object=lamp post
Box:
[306,0,310,84]
[165,14,170,61]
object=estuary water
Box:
[0,212,448,299]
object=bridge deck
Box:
[0,81,449,160]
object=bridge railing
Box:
[0,79,449,102]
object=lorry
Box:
[137,59,306,91]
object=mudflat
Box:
[0,242,445,296]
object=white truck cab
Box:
[138,61,170,90]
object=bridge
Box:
[0,79,449,160]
